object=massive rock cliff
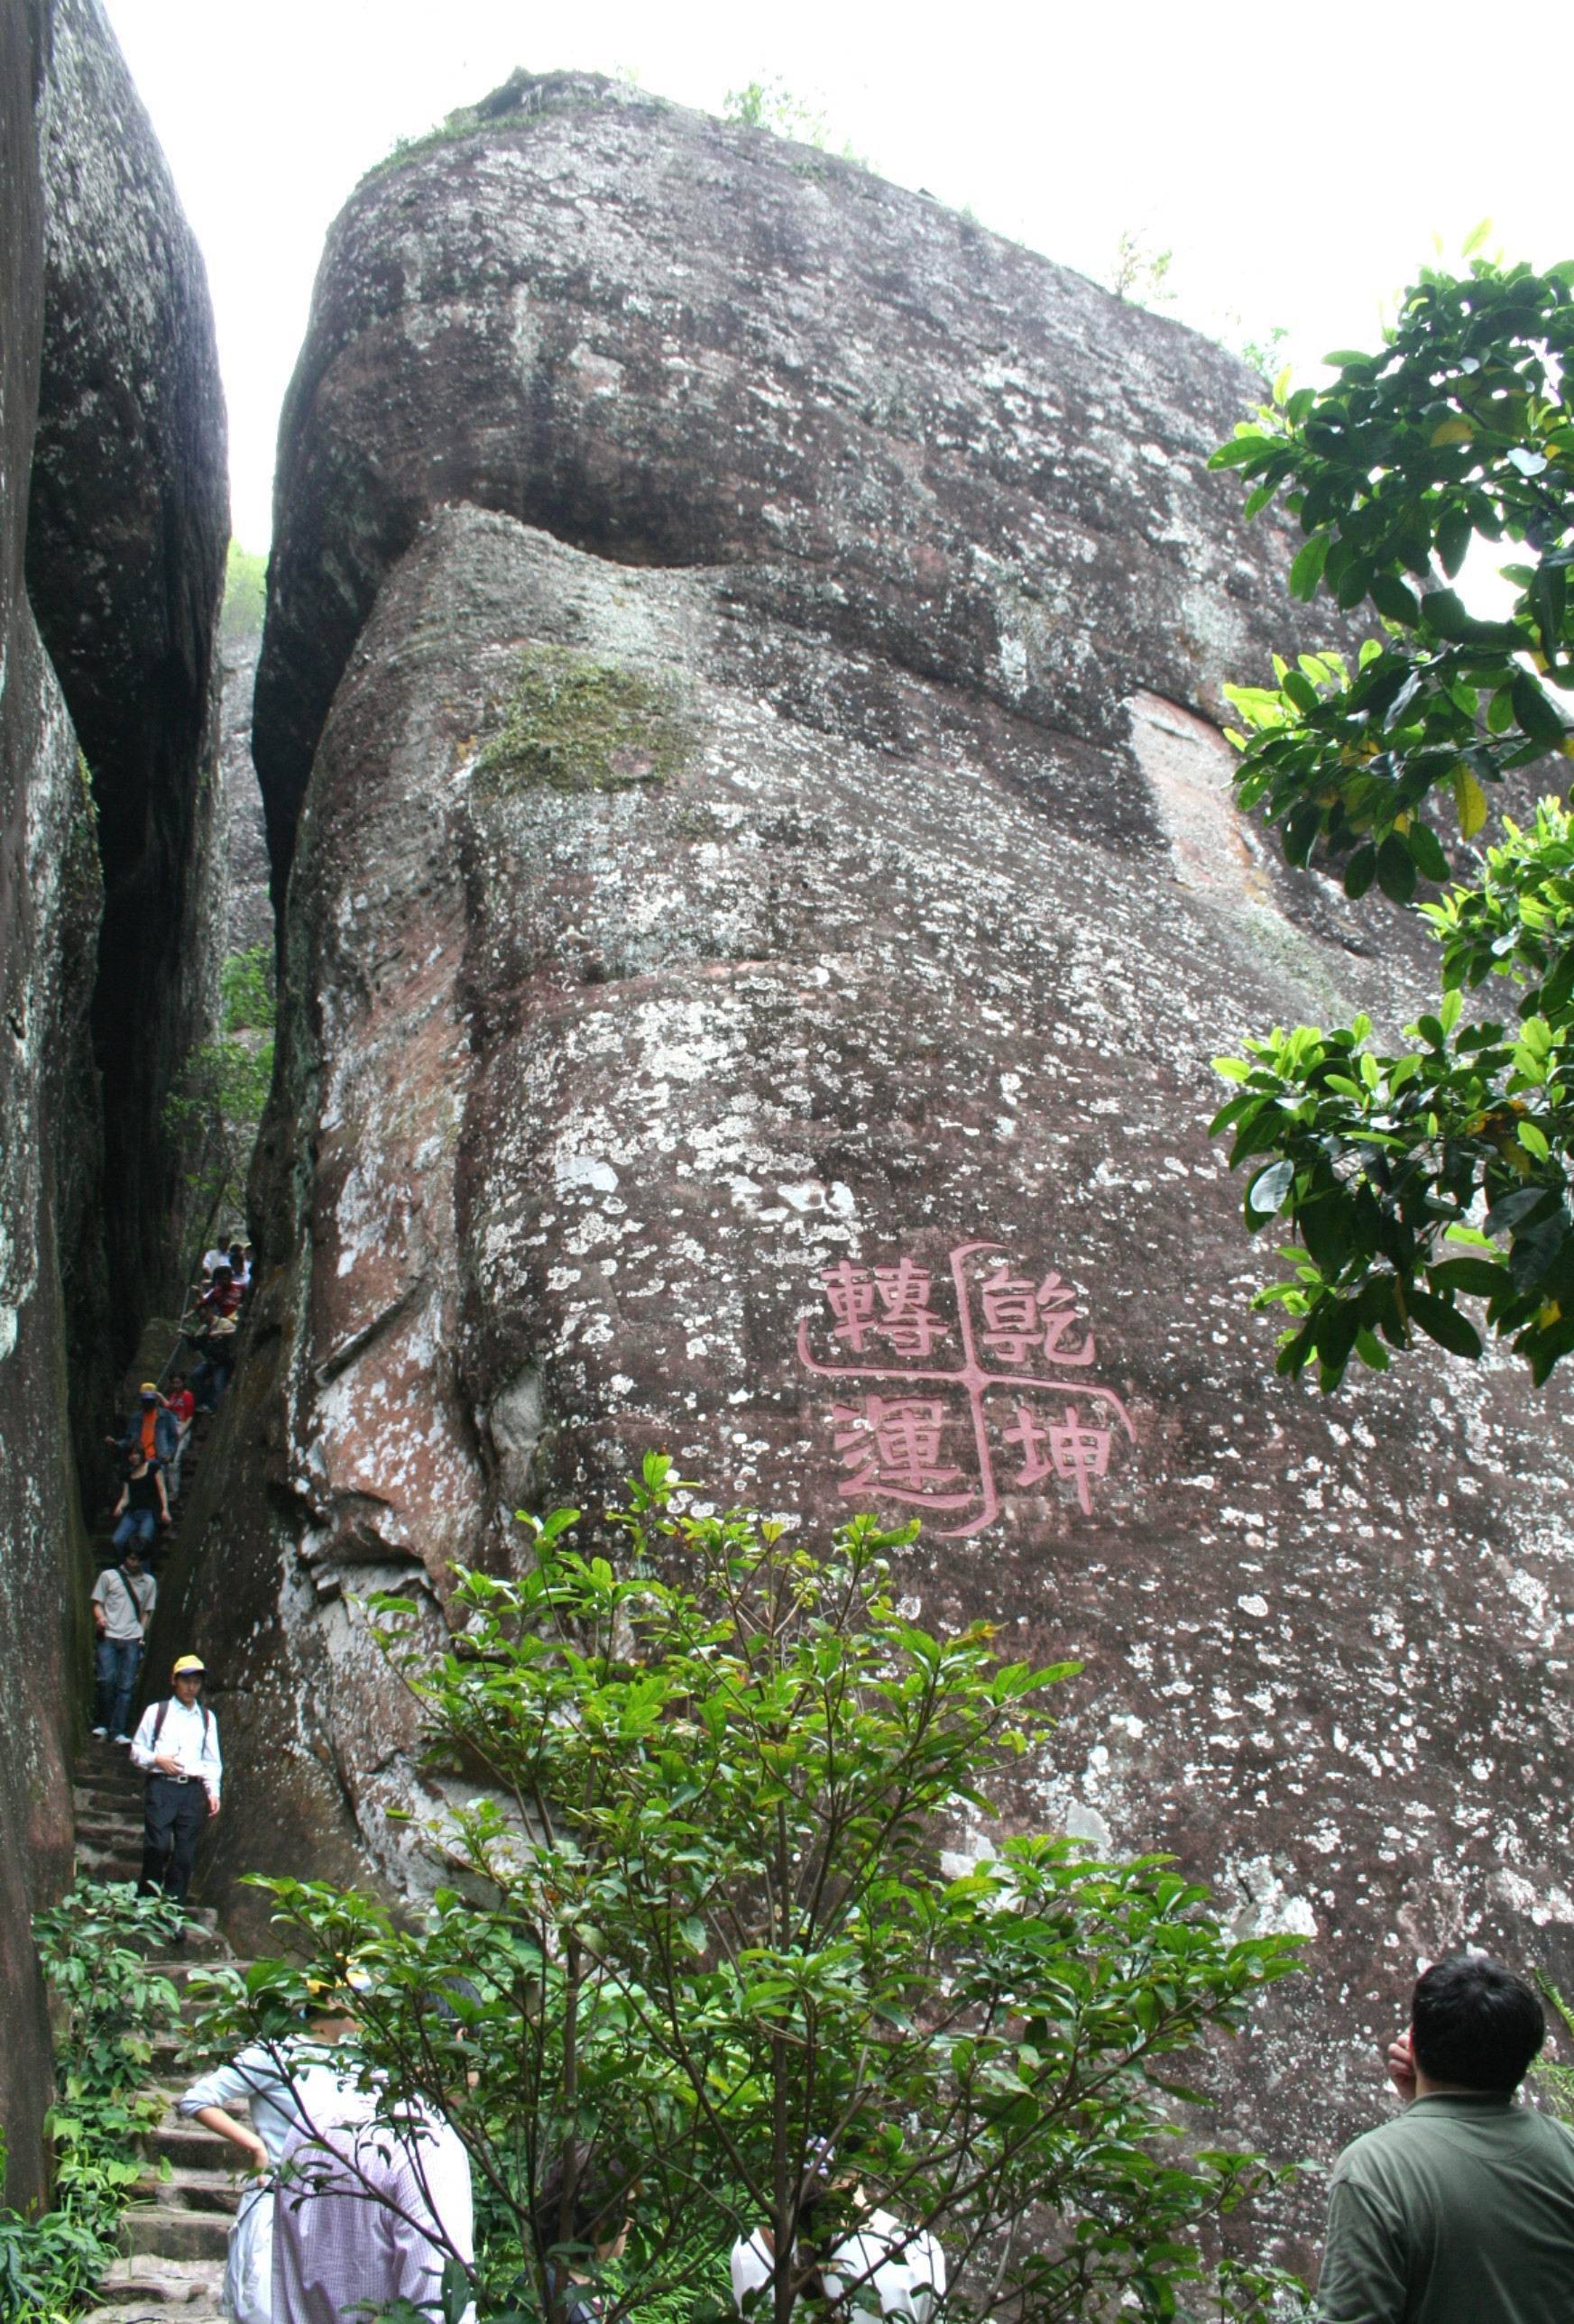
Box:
[0,0,226,2202]
[26,0,229,1340]
[183,74,1571,2199]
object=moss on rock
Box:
[474,645,691,795]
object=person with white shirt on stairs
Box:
[129,1652,222,1926]
[89,1543,156,1742]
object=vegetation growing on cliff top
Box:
[358,69,618,188]
[1210,252,1574,1388]
[189,1456,1307,2324]
[474,646,691,796]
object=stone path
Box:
[71,1746,251,2321]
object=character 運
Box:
[799,1241,1134,1537]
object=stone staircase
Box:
[71,1747,251,2323]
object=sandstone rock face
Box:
[212,79,1573,2207]
[26,0,229,1334]
[0,0,226,2200]
[257,73,1311,896]
[216,631,272,958]
[0,0,96,2204]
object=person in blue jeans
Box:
[110,1449,170,1560]
[89,1545,157,1741]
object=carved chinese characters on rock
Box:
[797,1242,1135,1537]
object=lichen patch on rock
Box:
[473,643,691,795]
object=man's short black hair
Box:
[1411,1953,1544,2092]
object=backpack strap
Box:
[115,1566,144,1623]
[150,1698,209,1751]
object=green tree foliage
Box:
[1208,254,1574,1387]
[189,1458,1305,2323]
[1108,230,1174,310]
[165,945,276,1253]
[221,539,266,646]
[722,78,870,170]
[0,1884,182,2321]
[1534,1981,1574,2124]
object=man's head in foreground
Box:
[1412,1953,1545,2094]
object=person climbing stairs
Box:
[68,1750,255,2321]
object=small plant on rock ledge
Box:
[191,1456,1308,2323]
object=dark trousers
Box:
[140,1775,207,1905]
[94,1636,141,1736]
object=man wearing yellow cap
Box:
[129,1654,223,1920]
[106,1382,179,1470]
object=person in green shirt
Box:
[1316,1952,1574,2322]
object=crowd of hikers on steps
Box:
[87,1236,250,1905]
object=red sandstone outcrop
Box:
[174,75,1572,2203]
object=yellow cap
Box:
[139,1382,158,1396]
[171,1654,206,1676]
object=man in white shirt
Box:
[90,1546,156,1743]
[130,1652,222,1921]
[272,2090,475,2324]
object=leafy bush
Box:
[1534,1980,1574,2121]
[0,1884,183,2322]
[1209,253,1574,1386]
[166,947,276,1254]
[220,943,276,1035]
[222,540,266,645]
[190,1458,1307,2322]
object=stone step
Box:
[72,1819,144,1851]
[142,2119,238,2171]
[131,2165,244,2218]
[148,2031,200,2075]
[143,1925,226,1965]
[166,1954,252,1995]
[74,1777,145,1806]
[82,2302,224,2324]
[74,1756,146,1786]
[78,1847,145,1882]
[77,1818,146,1853]
[120,2205,233,2263]
[87,2255,226,2315]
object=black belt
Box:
[153,1772,193,1784]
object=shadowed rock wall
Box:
[26,0,229,1342]
[198,77,1573,2222]
[0,0,226,2202]
[0,0,87,2208]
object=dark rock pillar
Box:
[0,0,228,2203]
[25,0,229,1344]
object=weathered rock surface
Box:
[26,0,229,1337]
[0,0,87,2204]
[257,71,1315,897]
[0,0,227,2201]
[216,630,272,958]
[204,77,1572,2225]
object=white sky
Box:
[104,0,1572,553]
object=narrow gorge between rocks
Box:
[3,9,1571,2305]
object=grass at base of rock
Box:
[473,645,691,795]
